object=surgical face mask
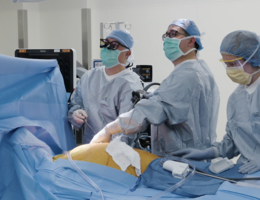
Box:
[163,36,197,61]
[223,44,260,85]
[226,65,260,85]
[100,48,129,69]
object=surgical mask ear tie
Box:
[182,48,197,56]
[118,49,130,67]
[243,43,260,67]
[179,35,201,55]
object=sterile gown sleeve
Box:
[67,76,85,129]
[213,83,260,164]
[213,123,240,159]
[118,73,193,135]
[112,76,143,143]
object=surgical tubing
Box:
[64,151,105,200]
[147,157,196,200]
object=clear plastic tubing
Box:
[64,151,105,200]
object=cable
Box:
[143,83,160,92]
[195,168,260,181]
[195,169,260,189]
[195,170,237,183]
[85,118,96,135]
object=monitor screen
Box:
[133,65,152,82]
[15,49,75,93]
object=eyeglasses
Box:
[100,39,129,50]
[162,30,189,41]
[219,57,244,68]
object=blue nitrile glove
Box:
[238,160,260,174]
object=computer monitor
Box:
[133,65,153,82]
[15,49,76,93]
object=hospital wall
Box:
[0,1,20,56]
[38,0,87,66]
[0,1,40,55]
[1,0,260,147]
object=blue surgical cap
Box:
[220,30,260,67]
[170,19,203,51]
[106,29,134,49]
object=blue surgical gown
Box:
[68,66,143,144]
[213,81,260,164]
[119,59,220,156]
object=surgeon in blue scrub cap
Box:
[91,19,220,157]
[172,30,260,174]
[169,18,203,50]
[68,29,143,144]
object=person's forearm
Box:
[106,119,122,135]
[118,108,148,135]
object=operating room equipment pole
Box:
[115,22,120,30]
[81,8,92,70]
[17,9,28,48]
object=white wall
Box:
[0,0,21,56]
[0,11,19,56]
[25,4,41,48]
[38,0,88,64]
[0,0,40,55]
[0,0,87,62]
